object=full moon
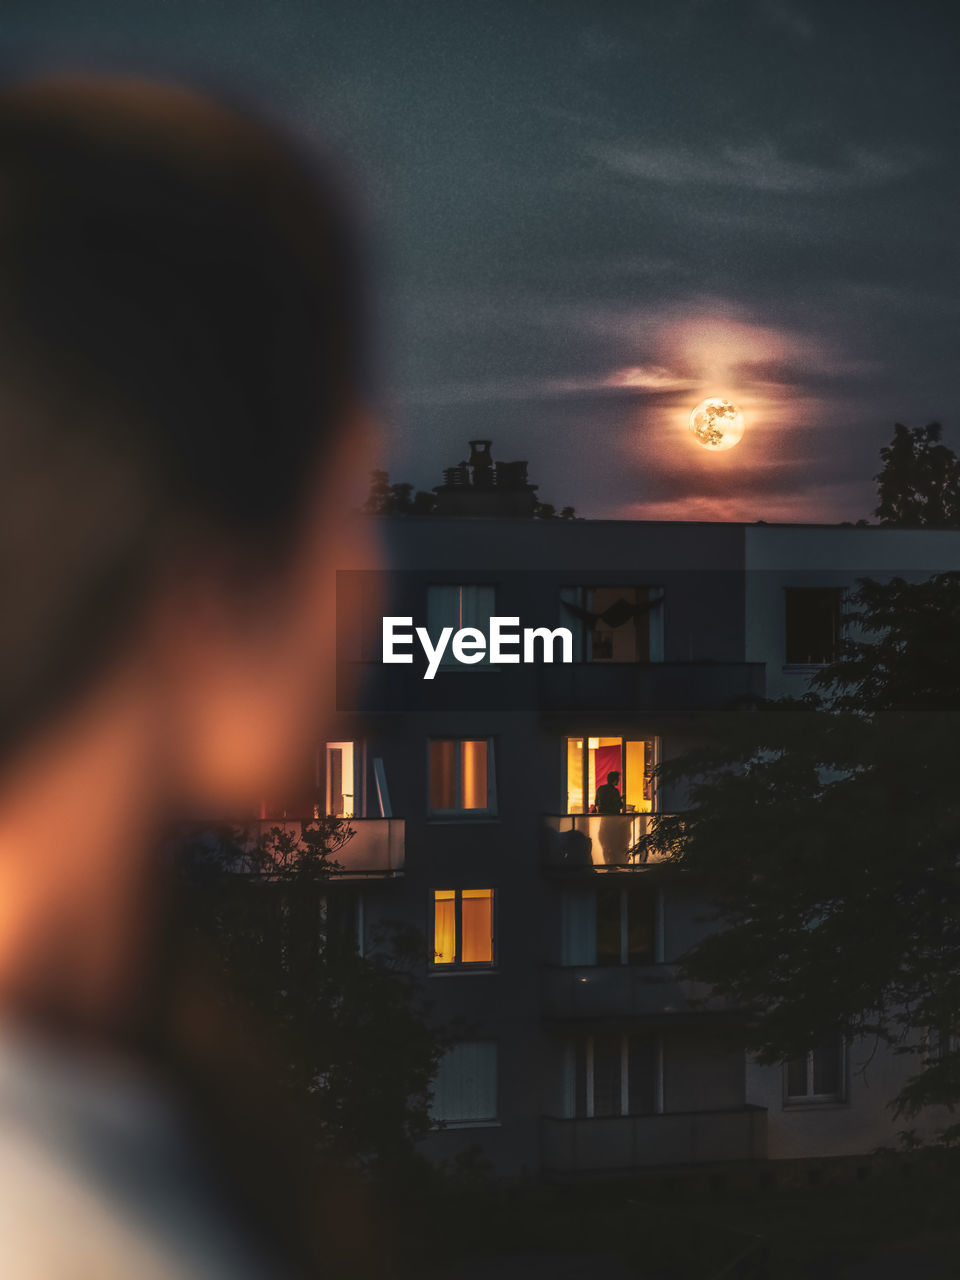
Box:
[689,397,745,451]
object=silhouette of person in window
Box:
[595,771,629,865]
[595,771,624,814]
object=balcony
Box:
[337,660,766,716]
[542,813,671,871]
[537,661,765,714]
[541,1107,767,1174]
[205,817,405,879]
[542,964,734,1021]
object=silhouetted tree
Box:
[643,573,960,1136]
[362,470,577,518]
[875,423,960,527]
[533,501,578,520]
[362,469,436,515]
[178,818,444,1175]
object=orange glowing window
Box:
[428,739,495,815]
[434,890,457,964]
[564,735,658,814]
[432,889,494,967]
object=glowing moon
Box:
[689,397,744,451]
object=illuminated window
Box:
[431,1042,498,1125]
[573,1033,659,1118]
[565,735,657,814]
[427,585,496,666]
[560,586,663,663]
[785,1035,844,1102]
[324,741,356,817]
[429,738,496,816]
[433,889,494,966]
[784,588,842,665]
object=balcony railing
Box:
[541,1107,767,1174]
[338,659,766,715]
[203,817,405,878]
[542,812,672,870]
[542,964,734,1020]
[537,661,766,714]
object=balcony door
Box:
[565,735,657,814]
[325,741,357,818]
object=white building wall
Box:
[747,1038,947,1160]
[744,525,960,701]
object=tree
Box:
[875,422,960,527]
[362,469,436,515]
[176,817,444,1175]
[643,573,960,1134]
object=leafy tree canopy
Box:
[875,422,960,528]
[644,573,960,1132]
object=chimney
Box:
[433,440,538,517]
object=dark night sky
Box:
[4,0,959,520]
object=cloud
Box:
[594,139,925,194]
[398,365,694,407]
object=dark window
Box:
[592,1033,622,1118]
[596,885,657,966]
[574,1032,659,1118]
[785,588,842,664]
[560,586,663,663]
[627,1033,657,1115]
[596,886,622,966]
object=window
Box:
[429,738,496,816]
[784,588,842,665]
[427,585,496,666]
[785,1036,844,1102]
[928,1028,960,1062]
[431,1041,498,1126]
[323,888,364,955]
[324,741,356,817]
[565,735,657,814]
[596,884,657,966]
[573,1033,659,1118]
[561,586,663,663]
[562,884,659,966]
[336,570,384,662]
[433,889,495,966]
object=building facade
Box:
[312,498,960,1178]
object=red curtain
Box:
[595,744,622,794]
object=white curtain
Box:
[426,585,495,665]
[430,1041,498,1123]
[561,886,597,966]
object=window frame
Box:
[571,1032,663,1119]
[563,734,659,816]
[431,887,497,970]
[427,736,498,819]
[430,1040,499,1128]
[784,1036,846,1105]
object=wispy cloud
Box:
[595,139,925,194]
[399,365,693,407]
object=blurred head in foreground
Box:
[0,74,374,1276]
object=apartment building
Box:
[299,449,960,1179]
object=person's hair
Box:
[0,76,366,762]
[607,771,620,784]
